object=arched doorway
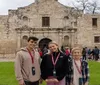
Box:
[39,38,52,51]
[63,35,70,47]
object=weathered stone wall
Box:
[0,0,100,58]
[5,0,76,52]
[77,14,100,48]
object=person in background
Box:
[69,47,89,85]
[82,48,86,60]
[38,48,43,58]
[61,45,65,53]
[15,37,41,85]
[40,41,69,85]
[87,49,92,60]
[93,46,99,61]
[43,45,48,55]
[65,47,70,56]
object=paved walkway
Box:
[0,58,15,62]
[0,58,100,62]
[97,59,100,62]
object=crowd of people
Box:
[82,47,100,61]
[15,36,91,85]
[60,46,100,61]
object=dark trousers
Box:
[95,54,99,61]
[24,81,39,85]
[83,55,86,60]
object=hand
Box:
[70,82,73,85]
[19,79,25,85]
[45,78,59,83]
[53,78,59,83]
[46,79,52,83]
[39,78,43,84]
[84,82,88,85]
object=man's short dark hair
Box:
[28,37,38,42]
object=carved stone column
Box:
[67,28,77,49]
[17,30,21,50]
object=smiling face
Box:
[27,39,37,50]
[72,49,82,60]
[48,43,58,52]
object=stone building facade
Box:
[0,0,100,56]
[77,14,100,48]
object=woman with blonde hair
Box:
[70,47,89,85]
[40,41,69,85]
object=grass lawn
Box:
[89,61,100,85]
[0,61,100,85]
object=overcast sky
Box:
[0,0,74,15]
[0,0,99,15]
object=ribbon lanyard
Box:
[74,60,82,75]
[27,48,34,64]
[51,53,60,68]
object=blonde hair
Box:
[48,41,58,46]
[71,47,82,54]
